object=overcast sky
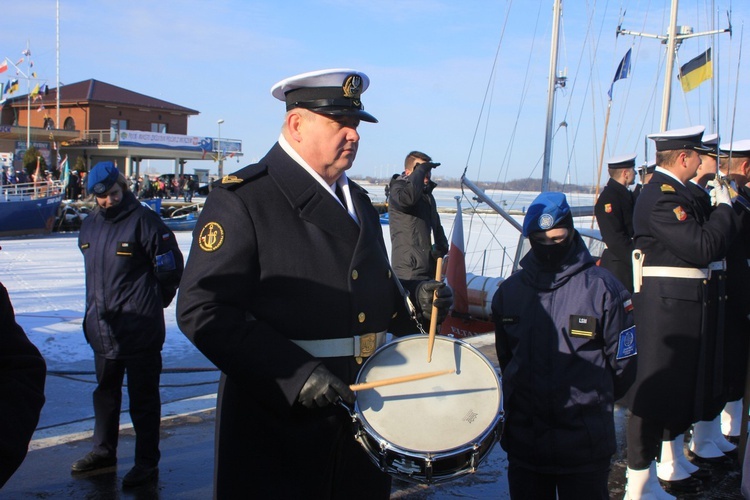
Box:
[3,0,749,186]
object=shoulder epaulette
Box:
[660,184,676,193]
[215,163,268,191]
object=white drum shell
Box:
[352,334,504,484]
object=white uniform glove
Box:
[712,182,732,207]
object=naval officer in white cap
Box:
[176,69,452,498]
[625,125,737,499]
[595,153,638,292]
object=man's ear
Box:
[286,112,304,142]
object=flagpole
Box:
[592,101,612,228]
[25,40,31,149]
[56,0,60,133]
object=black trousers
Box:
[507,459,611,500]
[92,352,162,467]
[627,413,691,469]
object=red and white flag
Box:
[0,61,7,74]
[445,207,469,314]
[441,199,495,338]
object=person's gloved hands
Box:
[431,244,448,260]
[298,364,354,408]
[711,181,732,207]
[417,161,441,170]
[416,280,453,323]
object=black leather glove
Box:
[431,244,448,260]
[416,280,453,324]
[417,161,441,170]
[298,364,355,408]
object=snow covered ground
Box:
[0,188,595,448]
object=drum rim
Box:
[353,334,504,455]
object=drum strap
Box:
[291,331,388,358]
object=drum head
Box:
[355,335,501,453]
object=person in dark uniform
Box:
[659,133,728,486]
[625,126,737,499]
[176,69,453,499]
[493,192,637,500]
[71,162,184,488]
[595,153,637,292]
[633,162,656,201]
[0,280,46,488]
[715,140,750,451]
[388,151,449,280]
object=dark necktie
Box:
[335,183,347,209]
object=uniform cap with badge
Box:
[647,125,712,153]
[701,132,728,158]
[271,68,378,123]
[637,161,656,178]
[87,161,120,195]
[607,153,638,169]
[719,139,750,158]
[522,191,573,237]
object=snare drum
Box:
[350,334,503,484]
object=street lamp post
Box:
[217,119,225,179]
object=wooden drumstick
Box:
[349,369,455,391]
[427,257,444,362]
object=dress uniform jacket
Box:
[176,143,419,498]
[722,187,750,401]
[492,232,636,473]
[629,170,736,425]
[686,180,727,418]
[595,178,635,292]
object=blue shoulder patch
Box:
[616,325,637,359]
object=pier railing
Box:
[1,180,65,202]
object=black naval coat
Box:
[0,282,46,488]
[629,170,737,425]
[685,180,728,419]
[176,143,420,498]
[722,186,750,401]
[595,178,635,292]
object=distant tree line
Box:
[353,176,600,193]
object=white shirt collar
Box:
[278,134,359,223]
[655,165,685,187]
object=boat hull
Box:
[0,194,63,237]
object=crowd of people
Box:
[4,67,750,500]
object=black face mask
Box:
[529,231,574,269]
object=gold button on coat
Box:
[352,270,359,280]
[358,312,366,323]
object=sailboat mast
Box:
[542,0,563,192]
[56,0,60,131]
[660,0,680,132]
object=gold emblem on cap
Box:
[222,175,242,184]
[199,222,225,252]
[343,74,362,106]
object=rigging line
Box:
[621,0,659,148]
[559,0,608,193]
[673,53,695,125]
[462,0,514,181]
[486,0,545,193]
[727,21,743,157]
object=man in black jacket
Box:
[388,151,448,280]
[595,153,637,292]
